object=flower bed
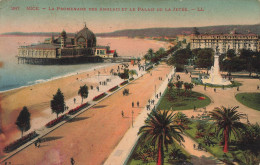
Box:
[45,114,68,128]
[198,97,205,100]
[120,80,128,86]
[108,85,119,92]
[68,102,89,115]
[3,131,38,153]
[93,92,107,101]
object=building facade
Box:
[190,31,259,54]
[18,24,115,64]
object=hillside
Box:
[1,24,260,38]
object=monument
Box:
[201,46,232,85]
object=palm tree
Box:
[174,112,190,127]
[78,85,89,104]
[210,106,246,153]
[138,110,184,165]
[128,69,138,78]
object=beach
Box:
[0,63,127,151]
[0,36,172,156]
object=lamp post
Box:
[132,110,134,127]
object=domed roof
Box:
[75,24,96,41]
[61,30,67,37]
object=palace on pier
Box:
[17,24,118,64]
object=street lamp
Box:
[132,110,134,127]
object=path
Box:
[3,63,173,165]
[175,71,260,124]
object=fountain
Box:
[201,46,231,85]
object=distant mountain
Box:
[0,32,75,37]
[96,24,260,38]
[1,24,260,38]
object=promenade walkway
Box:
[3,63,173,165]
[105,68,223,165]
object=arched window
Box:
[77,37,86,47]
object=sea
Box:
[0,36,168,92]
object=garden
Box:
[184,107,260,165]
[157,81,211,110]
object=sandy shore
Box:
[0,62,130,152]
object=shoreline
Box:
[0,62,116,93]
[0,62,125,149]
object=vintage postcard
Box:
[0,0,259,164]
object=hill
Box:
[1,24,260,38]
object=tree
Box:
[128,69,138,78]
[51,88,65,119]
[174,112,190,127]
[226,49,236,59]
[239,49,254,76]
[194,48,214,68]
[174,81,183,95]
[138,110,184,165]
[16,106,31,137]
[183,82,194,96]
[113,50,118,57]
[78,85,89,104]
[118,69,129,80]
[210,106,246,153]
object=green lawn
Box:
[184,120,250,164]
[235,93,260,111]
[157,88,211,110]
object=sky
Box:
[0,0,259,34]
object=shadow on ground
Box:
[93,105,107,109]
[191,155,221,165]
[68,117,89,123]
[41,136,63,143]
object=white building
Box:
[190,31,259,54]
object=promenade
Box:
[4,63,173,165]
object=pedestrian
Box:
[121,111,124,118]
[34,141,38,148]
[257,85,259,90]
[193,144,196,149]
[137,101,139,107]
[193,105,196,111]
[132,102,134,108]
[148,99,150,104]
[204,85,206,90]
[159,92,161,97]
[74,98,76,104]
[156,94,158,99]
[37,139,40,148]
[237,86,239,91]
[146,105,149,110]
[71,157,75,165]
[214,88,216,92]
